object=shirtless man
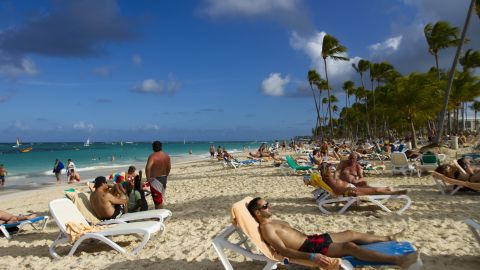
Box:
[145,141,171,209]
[90,176,128,219]
[0,210,37,224]
[337,153,367,186]
[247,197,418,269]
[320,163,407,196]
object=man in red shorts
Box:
[247,197,418,268]
[145,141,171,209]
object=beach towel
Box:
[65,222,114,243]
[231,197,340,270]
[65,191,101,225]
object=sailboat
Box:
[12,137,21,148]
[84,138,91,147]
[183,138,186,145]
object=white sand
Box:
[0,151,479,270]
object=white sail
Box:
[12,137,21,148]
[84,138,90,147]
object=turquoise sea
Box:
[0,141,264,185]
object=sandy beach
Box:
[0,150,479,270]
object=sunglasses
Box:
[258,202,269,210]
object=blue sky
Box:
[0,0,478,142]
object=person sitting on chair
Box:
[90,176,128,219]
[336,153,367,187]
[320,163,407,196]
[435,164,480,183]
[247,197,418,269]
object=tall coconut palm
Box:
[470,101,480,131]
[342,80,355,135]
[435,0,476,143]
[308,70,322,136]
[424,21,461,81]
[460,49,480,71]
[352,59,370,88]
[322,34,349,136]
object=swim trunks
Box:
[108,204,124,220]
[150,176,167,206]
[298,234,333,255]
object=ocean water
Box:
[0,141,264,184]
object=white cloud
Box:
[199,0,299,17]
[368,35,403,55]
[10,120,28,131]
[93,66,112,76]
[261,73,290,96]
[73,121,94,132]
[0,56,38,77]
[290,31,361,85]
[142,124,160,131]
[130,74,181,95]
[132,54,142,66]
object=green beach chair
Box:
[283,155,312,175]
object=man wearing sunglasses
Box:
[247,197,418,269]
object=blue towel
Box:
[343,241,416,267]
[1,216,45,229]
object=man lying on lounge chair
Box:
[247,197,418,269]
[0,210,37,224]
[319,163,407,196]
[435,164,480,183]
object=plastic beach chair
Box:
[212,197,422,270]
[65,191,172,225]
[282,155,313,175]
[0,215,49,240]
[431,171,480,195]
[391,152,419,177]
[48,198,164,258]
[343,241,422,269]
[465,219,480,245]
[212,197,344,270]
[309,173,411,215]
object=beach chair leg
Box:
[449,185,462,195]
[262,261,278,270]
[432,178,447,195]
[212,238,235,270]
[49,233,69,259]
[0,225,11,240]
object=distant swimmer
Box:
[111,155,116,162]
[189,149,192,155]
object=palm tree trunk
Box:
[475,110,477,131]
[410,118,417,149]
[435,54,441,81]
[323,58,334,137]
[435,0,475,143]
[309,83,321,137]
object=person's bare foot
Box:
[388,227,407,241]
[398,252,419,269]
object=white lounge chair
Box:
[212,197,346,270]
[48,198,164,258]
[309,174,411,215]
[465,219,480,245]
[212,197,422,270]
[0,215,49,240]
[431,171,480,195]
[391,152,419,177]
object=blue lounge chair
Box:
[343,241,422,269]
[0,215,49,240]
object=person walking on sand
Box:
[145,141,171,209]
[0,164,7,187]
[53,159,64,182]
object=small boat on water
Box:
[84,138,91,147]
[19,146,33,153]
[12,137,21,148]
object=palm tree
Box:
[476,0,480,19]
[460,49,480,71]
[322,34,349,136]
[471,101,480,131]
[342,80,355,135]
[352,59,370,88]
[424,21,461,80]
[308,70,322,136]
[435,0,476,143]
